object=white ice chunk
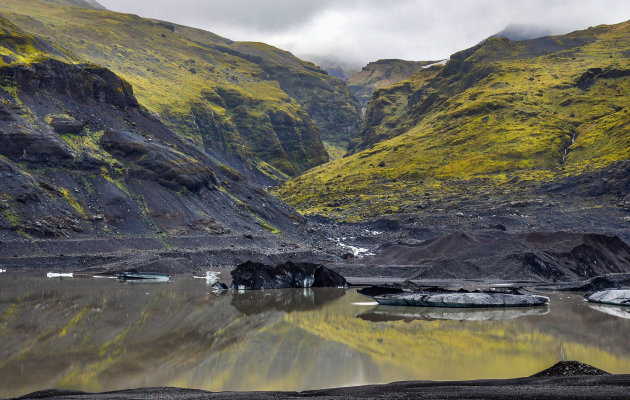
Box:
[47,272,73,278]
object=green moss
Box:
[322,141,347,161]
[59,187,87,218]
[58,308,87,337]
[253,215,281,235]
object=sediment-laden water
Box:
[1,274,629,398]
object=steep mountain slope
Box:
[347,59,441,111]
[0,0,362,176]
[0,16,305,266]
[277,21,630,220]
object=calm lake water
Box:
[1,273,630,398]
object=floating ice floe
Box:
[118,272,170,283]
[586,289,630,307]
[0,269,6,273]
[364,291,550,308]
[47,272,73,278]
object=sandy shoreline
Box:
[13,367,630,400]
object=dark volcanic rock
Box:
[49,117,84,134]
[0,125,76,165]
[230,261,347,290]
[357,285,405,297]
[531,361,610,377]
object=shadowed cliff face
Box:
[0,17,303,251]
[0,0,363,177]
[1,275,630,398]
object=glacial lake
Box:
[1,274,630,398]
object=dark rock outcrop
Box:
[1,60,139,110]
[531,361,610,377]
[0,125,76,166]
[230,261,347,290]
[49,117,84,134]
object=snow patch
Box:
[334,238,373,258]
[423,59,448,68]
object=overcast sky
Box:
[98,0,630,67]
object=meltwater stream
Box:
[1,274,630,397]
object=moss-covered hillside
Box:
[277,21,630,220]
[0,15,304,245]
[0,0,362,176]
[347,59,441,111]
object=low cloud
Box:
[99,0,630,67]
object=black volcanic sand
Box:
[335,230,630,283]
[14,363,630,400]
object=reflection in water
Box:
[1,275,630,398]
[231,287,345,315]
[588,303,630,319]
[358,305,549,322]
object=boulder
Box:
[586,289,630,306]
[230,261,347,290]
[212,282,228,291]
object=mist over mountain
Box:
[98,0,630,67]
[489,24,556,41]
